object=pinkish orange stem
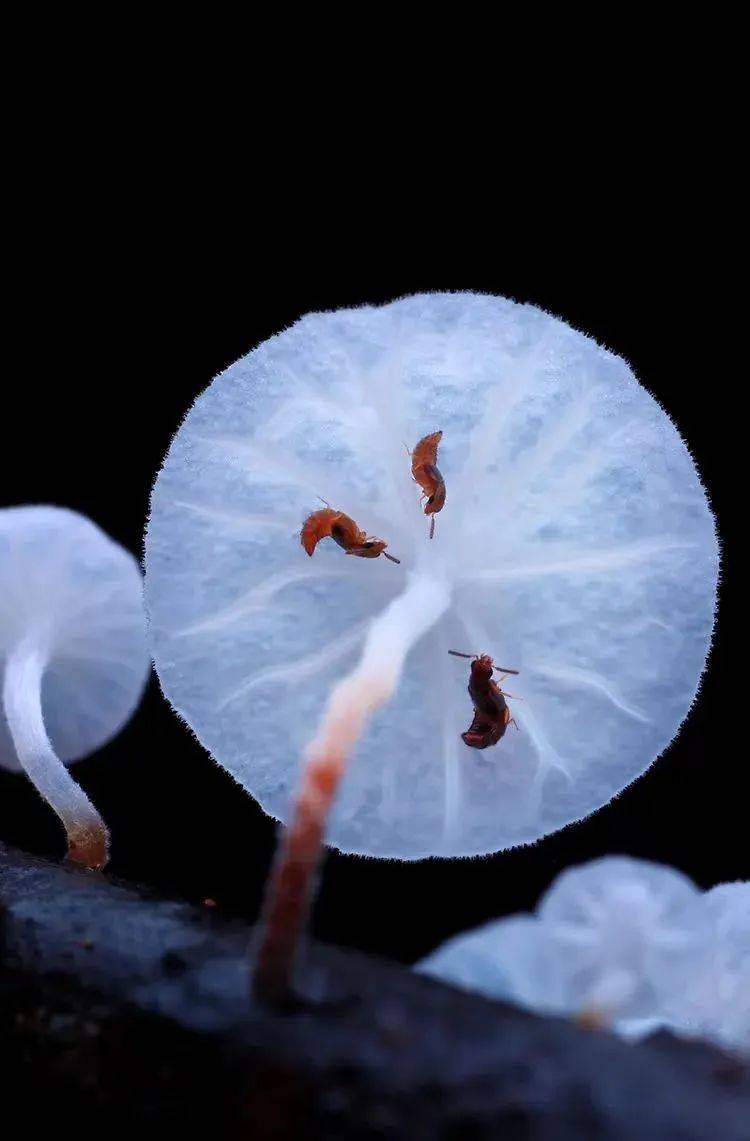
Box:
[252,753,344,1002]
[252,573,451,1004]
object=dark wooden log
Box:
[1,842,748,1138]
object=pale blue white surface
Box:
[649,881,750,1054]
[0,506,149,771]
[145,293,718,858]
[418,858,749,1057]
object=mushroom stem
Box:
[2,638,109,870]
[252,572,451,1003]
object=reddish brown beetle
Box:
[449,650,520,749]
[410,430,446,538]
[300,506,400,563]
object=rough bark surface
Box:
[1,842,748,1139]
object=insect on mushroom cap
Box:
[145,292,718,859]
[0,505,149,772]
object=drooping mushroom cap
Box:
[0,506,149,771]
[145,293,718,858]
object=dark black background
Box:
[1,217,743,965]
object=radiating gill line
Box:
[641,615,673,633]
[544,417,643,499]
[336,333,415,528]
[264,353,408,515]
[450,339,549,509]
[461,536,697,585]
[175,564,354,638]
[502,419,646,542]
[518,698,573,784]
[266,362,358,430]
[495,385,595,508]
[169,498,301,535]
[532,663,651,724]
[192,434,377,529]
[436,625,462,847]
[219,619,369,710]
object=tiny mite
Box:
[411,430,446,538]
[449,650,520,749]
[300,506,400,563]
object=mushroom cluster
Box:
[418,857,749,1057]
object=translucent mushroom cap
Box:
[649,881,750,1053]
[537,856,700,1020]
[145,293,718,858]
[418,856,700,1023]
[418,914,565,1013]
[419,861,749,1056]
[0,505,149,771]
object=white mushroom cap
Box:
[418,856,701,1023]
[418,913,566,1013]
[537,856,700,1021]
[1,505,149,772]
[649,881,750,1054]
[145,293,718,859]
[417,859,749,1057]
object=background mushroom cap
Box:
[0,506,149,772]
[418,856,701,1020]
[649,880,750,1053]
[145,293,718,858]
[418,859,749,1057]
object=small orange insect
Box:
[410,430,446,538]
[449,650,520,749]
[300,506,400,563]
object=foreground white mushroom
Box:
[144,292,718,997]
[1,506,149,868]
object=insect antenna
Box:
[383,551,401,564]
[448,650,476,659]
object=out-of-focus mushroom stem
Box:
[2,638,109,870]
[252,572,451,1003]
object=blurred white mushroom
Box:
[1,506,149,868]
[417,858,749,1057]
[648,881,750,1054]
[538,856,700,1022]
